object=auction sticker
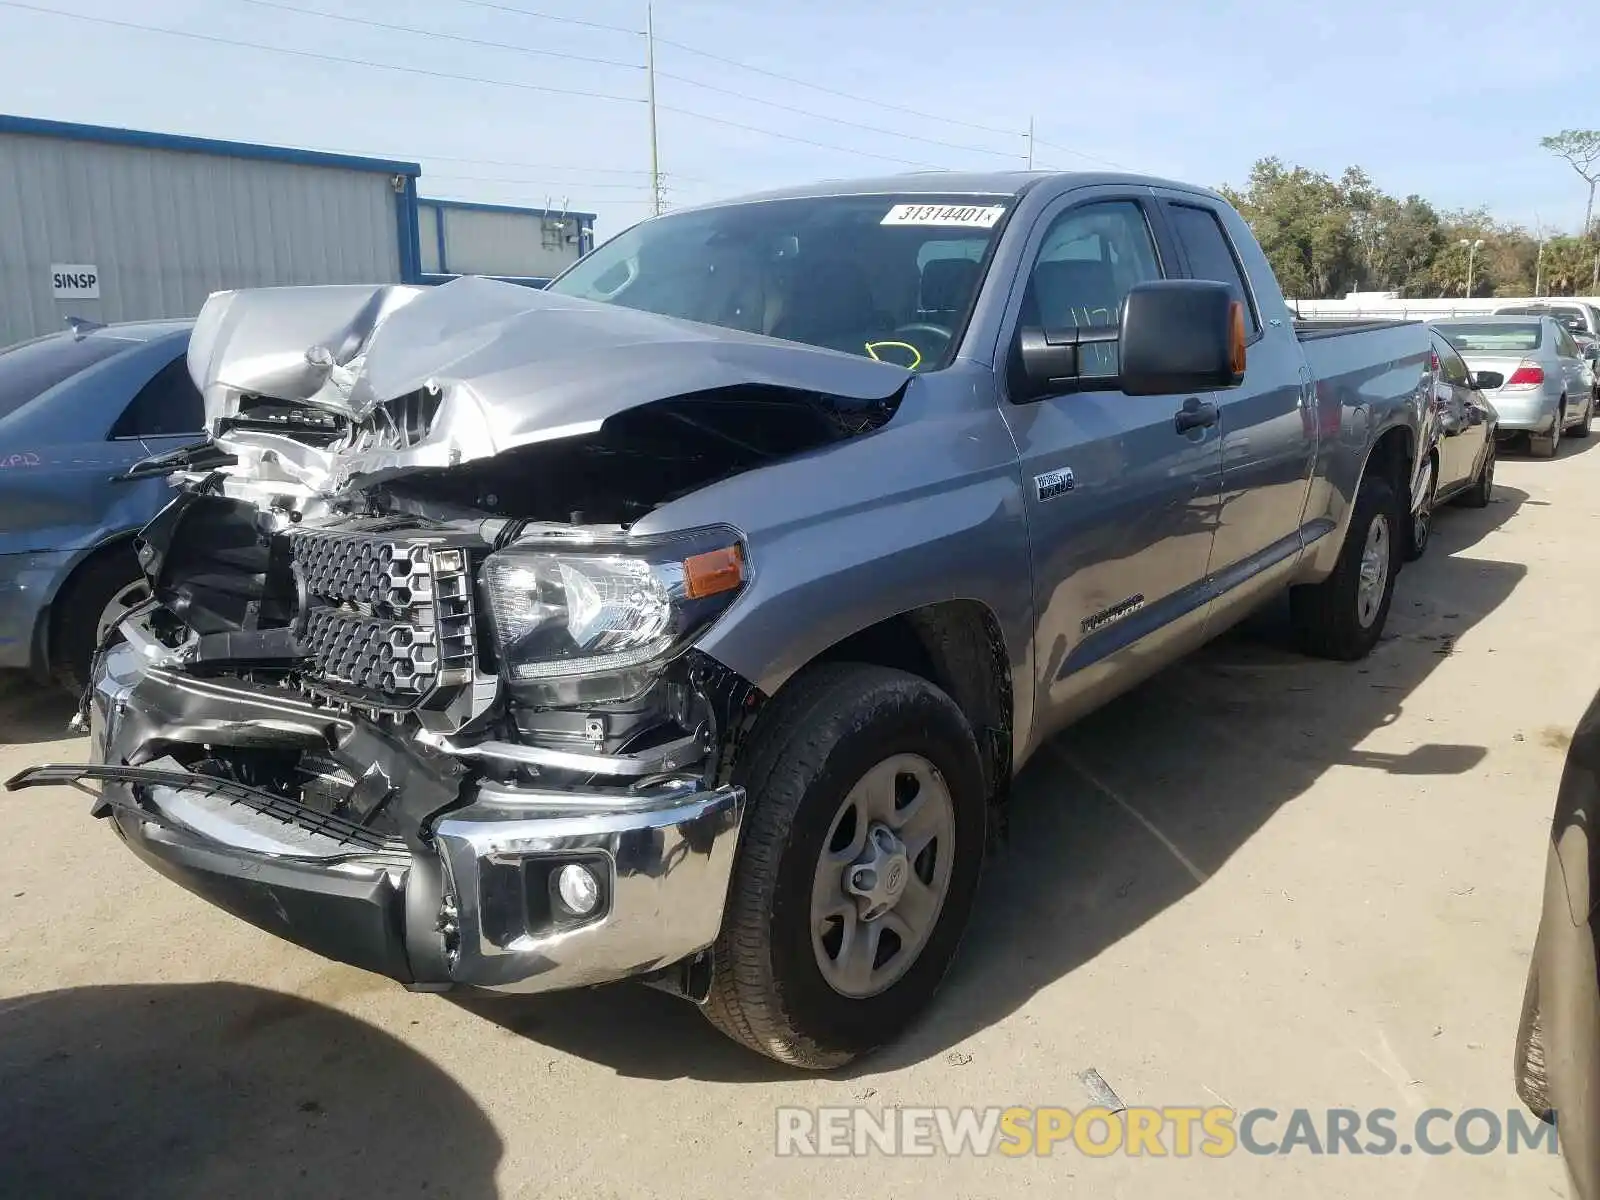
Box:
[881,203,1006,228]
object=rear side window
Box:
[1165,203,1260,334]
[0,333,128,421]
[109,354,205,439]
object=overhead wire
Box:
[230,0,643,72]
[653,70,1025,161]
[0,2,645,105]
[220,0,1023,163]
[650,34,1024,140]
[2,1,1122,181]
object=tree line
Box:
[1219,131,1600,301]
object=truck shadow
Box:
[0,982,502,1198]
[467,486,1530,1081]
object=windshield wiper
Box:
[113,440,237,482]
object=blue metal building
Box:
[417,197,597,289]
[0,115,598,344]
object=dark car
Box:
[0,319,200,691]
[1517,685,1600,1199]
[1408,328,1498,558]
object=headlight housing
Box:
[480,528,746,704]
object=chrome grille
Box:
[288,525,475,708]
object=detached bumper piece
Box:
[7,642,746,994]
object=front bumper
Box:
[8,642,745,994]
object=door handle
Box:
[1174,398,1219,434]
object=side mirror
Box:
[1015,279,1246,400]
[1474,369,1504,390]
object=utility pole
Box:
[646,2,662,216]
[1460,237,1483,298]
[1026,116,1034,170]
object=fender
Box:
[632,378,1040,767]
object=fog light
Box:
[556,863,600,915]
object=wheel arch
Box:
[42,530,143,677]
[792,600,1015,806]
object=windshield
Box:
[546,193,1013,372]
[0,332,130,422]
[1436,322,1544,353]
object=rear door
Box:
[995,188,1222,734]
[1551,320,1589,408]
[1155,191,1315,611]
[1429,332,1484,491]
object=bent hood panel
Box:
[188,276,913,491]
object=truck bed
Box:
[1294,317,1422,340]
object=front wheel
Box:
[1532,403,1564,457]
[704,663,987,1069]
[1289,472,1401,661]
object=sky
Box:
[0,0,1589,242]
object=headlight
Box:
[480,529,746,704]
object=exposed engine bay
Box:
[107,275,915,849]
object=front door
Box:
[996,191,1223,739]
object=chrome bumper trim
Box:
[51,639,746,994]
[415,728,707,778]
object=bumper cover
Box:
[8,642,745,994]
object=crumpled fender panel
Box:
[189,276,912,498]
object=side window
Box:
[1165,203,1260,334]
[1022,200,1162,378]
[1555,323,1577,358]
[1432,338,1469,386]
[109,354,204,440]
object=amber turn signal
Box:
[683,545,744,599]
[1228,301,1248,376]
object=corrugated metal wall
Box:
[429,203,587,279]
[0,131,404,345]
[418,203,444,275]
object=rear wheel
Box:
[1289,473,1401,661]
[703,663,987,1069]
[1405,455,1436,561]
[1456,437,1495,509]
[1531,401,1564,457]
[1574,392,1594,438]
[50,545,149,695]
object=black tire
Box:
[1456,437,1495,509]
[50,544,148,694]
[1289,472,1401,661]
[1532,401,1564,457]
[1404,455,1436,562]
[1574,393,1593,439]
[703,662,987,1069]
[1515,968,1553,1122]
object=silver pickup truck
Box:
[11,172,1433,1068]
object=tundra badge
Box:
[1035,468,1075,502]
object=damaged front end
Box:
[8,278,908,997]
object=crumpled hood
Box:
[188,275,913,495]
